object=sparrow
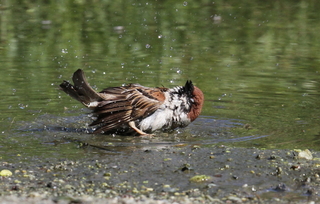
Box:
[59,69,204,136]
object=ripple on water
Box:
[4,114,270,159]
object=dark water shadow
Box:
[13,114,269,156]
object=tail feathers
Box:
[60,69,102,106]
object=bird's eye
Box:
[190,98,195,103]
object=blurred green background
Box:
[1,0,320,156]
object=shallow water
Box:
[1,0,320,161]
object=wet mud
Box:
[0,142,319,203]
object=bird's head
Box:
[184,81,204,121]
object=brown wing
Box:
[90,84,167,134]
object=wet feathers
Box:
[60,69,204,136]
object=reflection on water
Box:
[1,0,320,160]
[2,113,268,161]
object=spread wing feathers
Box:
[90,85,167,134]
[60,69,102,106]
[92,110,132,134]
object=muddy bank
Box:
[0,145,319,203]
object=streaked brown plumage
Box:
[60,69,204,136]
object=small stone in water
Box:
[189,175,211,183]
[0,169,13,177]
[295,149,313,160]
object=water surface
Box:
[1,1,320,161]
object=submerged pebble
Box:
[295,149,313,160]
[0,169,12,177]
[189,175,211,183]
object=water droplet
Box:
[158,35,162,39]
[146,44,151,48]
[18,103,27,109]
[183,1,188,6]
